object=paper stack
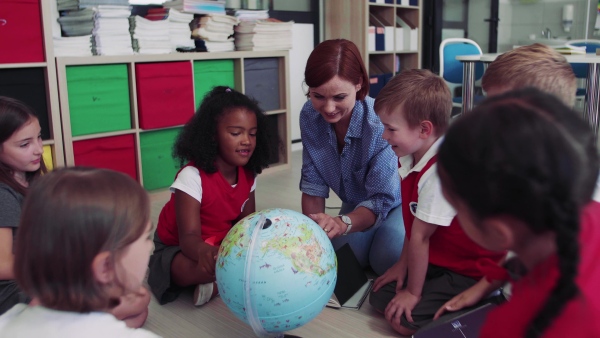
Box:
[92,5,134,56]
[130,16,171,54]
[54,35,94,56]
[234,9,269,21]
[192,14,238,52]
[234,19,293,51]
[57,0,79,11]
[57,8,95,37]
[144,8,195,51]
[163,0,226,15]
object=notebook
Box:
[326,243,373,310]
[413,303,498,338]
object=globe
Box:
[216,208,337,337]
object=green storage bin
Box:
[140,128,181,191]
[193,59,235,109]
[66,64,131,136]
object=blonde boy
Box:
[481,43,576,107]
[369,69,505,335]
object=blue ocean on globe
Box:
[216,208,337,335]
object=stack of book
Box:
[143,8,195,52]
[53,35,94,57]
[57,0,79,11]
[192,14,237,52]
[129,15,171,54]
[92,5,133,55]
[57,8,95,37]
[233,9,269,21]
[163,0,226,15]
[234,18,293,51]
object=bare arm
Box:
[301,193,325,215]
[175,190,217,269]
[0,228,14,280]
[405,218,438,297]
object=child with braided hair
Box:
[437,88,600,337]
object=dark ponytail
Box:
[438,88,599,337]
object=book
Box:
[326,243,373,310]
[553,45,586,55]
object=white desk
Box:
[456,53,600,137]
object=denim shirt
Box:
[299,96,401,225]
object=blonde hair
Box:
[375,69,452,136]
[481,43,576,107]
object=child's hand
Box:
[196,243,219,277]
[385,289,420,324]
[373,261,406,293]
[433,278,490,320]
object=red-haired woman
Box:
[300,39,404,276]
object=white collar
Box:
[398,137,444,179]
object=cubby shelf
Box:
[56,51,291,191]
[0,0,64,169]
[324,0,422,95]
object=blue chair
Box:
[566,39,600,97]
[439,38,485,109]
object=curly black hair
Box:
[438,88,599,338]
[173,86,272,174]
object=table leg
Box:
[584,63,600,139]
[462,61,476,115]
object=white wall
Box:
[289,23,314,152]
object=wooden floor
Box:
[143,150,401,338]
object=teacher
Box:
[300,39,404,275]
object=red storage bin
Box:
[0,0,45,63]
[73,135,137,180]
[135,61,195,129]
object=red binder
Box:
[73,135,138,180]
[0,0,45,63]
[135,61,195,130]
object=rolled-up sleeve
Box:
[300,145,330,198]
[356,145,401,225]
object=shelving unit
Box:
[56,51,291,191]
[324,0,422,93]
[0,0,64,169]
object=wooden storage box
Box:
[43,145,53,171]
[135,61,195,129]
[193,59,235,109]
[73,134,137,180]
[66,64,132,136]
[139,128,181,191]
[0,0,44,63]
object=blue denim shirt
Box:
[299,96,401,225]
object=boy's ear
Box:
[419,120,434,138]
[92,251,116,285]
[481,217,514,251]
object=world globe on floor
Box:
[216,208,337,336]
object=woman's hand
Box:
[196,243,219,277]
[309,213,347,238]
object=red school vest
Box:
[400,155,505,279]
[156,164,254,247]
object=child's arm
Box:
[373,238,409,292]
[385,218,437,325]
[175,190,218,277]
[433,277,504,320]
[0,228,14,280]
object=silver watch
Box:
[339,215,352,235]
